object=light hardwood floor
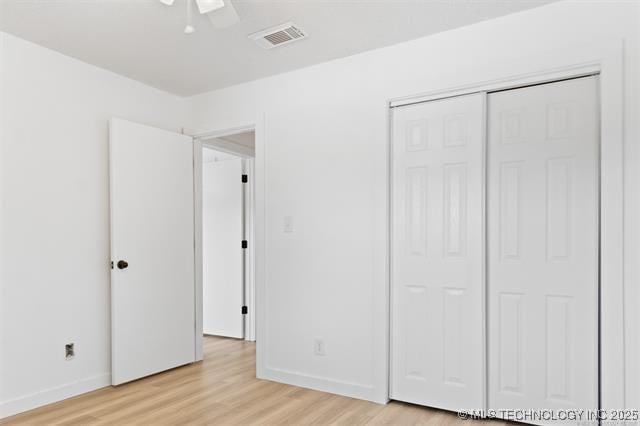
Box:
[2,336,507,425]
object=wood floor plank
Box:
[2,336,492,425]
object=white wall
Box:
[0,32,187,417]
[1,0,638,418]
[186,0,640,406]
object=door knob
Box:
[117,260,129,270]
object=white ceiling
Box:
[0,0,556,96]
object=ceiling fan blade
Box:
[195,0,225,14]
[158,0,175,5]
[206,0,239,28]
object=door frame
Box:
[189,118,264,361]
[387,39,625,410]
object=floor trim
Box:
[0,373,110,419]
[261,366,385,404]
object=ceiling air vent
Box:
[249,22,306,49]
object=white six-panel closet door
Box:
[487,76,599,421]
[391,93,485,410]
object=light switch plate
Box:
[314,338,325,356]
[283,216,294,233]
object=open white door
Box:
[109,118,195,385]
[202,154,244,338]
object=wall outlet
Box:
[314,338,325,356]
[65,343,75,360]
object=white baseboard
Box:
[260,366,388,404]
[0,373,111,419]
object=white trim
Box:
[0,373,110,419]
[597,40,625,409]
[254,114,267,377]
[389,65,600,108]
[387,39,625,410]
[384,100,393,403]
[193,139,204,361]
[187,124,255,140]
[244,158,257,341]
[0,33,6,419]
[480,92,488,411]
[261,367,385,404]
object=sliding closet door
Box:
[487,77,599,419]
[391,93,485,410]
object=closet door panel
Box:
[391,93,485,410]
[487,77,599,422]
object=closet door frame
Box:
[387,40,624,411]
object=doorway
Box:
[201,131,256,342]
[109,119,259,385]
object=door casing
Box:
[191,123,260,361]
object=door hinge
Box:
[242,174,248,183]
[242,240,248,249]
[242,306,248,315]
